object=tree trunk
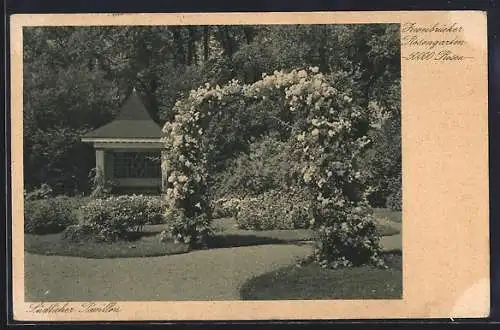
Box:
[187,27,197,65]
[203,26,209,62]
[317,26,329,73]
[217,27,234,58]
[172,29,186,65]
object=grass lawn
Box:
[373,208,402,223]
[372,208,401,236]
[25,230,189,259]
[240,252,402,300]
[25,208,401,259]
[213,210,401,240]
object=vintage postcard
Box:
[10,11,489,321]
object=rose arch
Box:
[161,67,386,268]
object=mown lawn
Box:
[373,208,402,223]
[240,252,402,300]
[213,208,401,239]
[24,227,308,259]
[237,209,402,300]
[26,208,401,258]
[25,231,190,258]
[24,221,311,258]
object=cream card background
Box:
[10,11,489,320]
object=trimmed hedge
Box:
[64,195,166,243]
[235,189,312,230]
[211,197,241,219]
[24,196,82,234]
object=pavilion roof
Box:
[82,91,162,140]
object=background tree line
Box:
[23,24,401,208]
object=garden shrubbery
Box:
[63,195,166,243]
[162,68,391,268]
[24,183,54,201]
[312,206,385,268]
[211,197,241,219]
[360,104,401,211]
[385,174,402,211]
[160,209,213,248]
[24,196,82,234]
[209,135,304,224]
[211,136,297,199]
[235,189,312,230]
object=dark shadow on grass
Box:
[123,231,161,241]
[207,234,312,249]
[240,252,403,300]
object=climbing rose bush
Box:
[162,79,244,216]
[162,67,386,267]
[312,206,385,268]
[161,80,245,244]
[161,209,213,247]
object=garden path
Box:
[25,243,313,301]
[25,231,401,301]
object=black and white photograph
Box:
[21,23,403,302]
[8,8,493,321]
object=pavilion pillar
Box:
[95,148,106,181]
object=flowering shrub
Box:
[24,196,78,234]
[162,79,245,215]
[62,223,96,242]
[235,189,312,230]
[163,67,386,266]
[312,206,385,268]
[161,209,213,247]
[68,195,166,242]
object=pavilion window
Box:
[113,151,161,178]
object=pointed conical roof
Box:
[83,91,162,139]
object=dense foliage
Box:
[24,24,401,267]
[211,197,241,219]
[235,189,312,230]
[24,25,401,205]
[212,135,297,199]
[385,172,403,211]
[312,207,385,268]
[24,183,54,201]
[360,95,402,208]
[24,196,82,234]
[160,210,213,248]
[65,195,165,242]
[162,67,388,266]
